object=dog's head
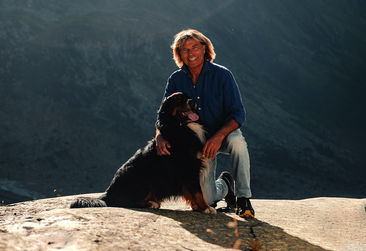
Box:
[157,92,199,128]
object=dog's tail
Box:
[70,196,107,208]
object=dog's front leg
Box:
[193,192,216,215]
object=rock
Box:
[0,194,365,250]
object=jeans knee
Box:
[226,134,247,153]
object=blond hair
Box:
[171,29,216,68]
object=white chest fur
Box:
[186,123,206,144]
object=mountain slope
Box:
[0,0,365,202]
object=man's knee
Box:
[226,130,248,153]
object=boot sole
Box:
[239,210,255,219]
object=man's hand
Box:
[156,133,171,156]
[202,119,240,159]
[203,133,225,159]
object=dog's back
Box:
[70,126,204,209]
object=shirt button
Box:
[197,96,200,99]
[198,107,201,111]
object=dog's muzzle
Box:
[184,99,199,122]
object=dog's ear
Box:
[157,97,172,127]
[157,93,183,130]
[158,93,180,118]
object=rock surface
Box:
[0,194,365,250]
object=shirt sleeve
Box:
[223,70,246,126]
[163,75,177,98]
[156,75,177,127]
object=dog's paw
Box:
[148,201,160,209]
[203,206,217,214]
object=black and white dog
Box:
[70,92,215,214]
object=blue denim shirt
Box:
[162,61,246,136]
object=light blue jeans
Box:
[201,129,252,205]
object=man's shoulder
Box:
[169,68,186,80]
[210,61,228,70]
[208,62,233,78]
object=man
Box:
[155,29,254,219]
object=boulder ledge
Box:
[0,194,365,250]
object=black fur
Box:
[70,92,210,210]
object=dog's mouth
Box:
[175,108,199,122]
[182,111,199,122]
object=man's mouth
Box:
[188,57,197,62]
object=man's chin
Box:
[185,61,204,70]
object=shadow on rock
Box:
[141,208,328,251]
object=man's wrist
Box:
[214,132,226,141]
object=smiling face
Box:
[179,38,206,72]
